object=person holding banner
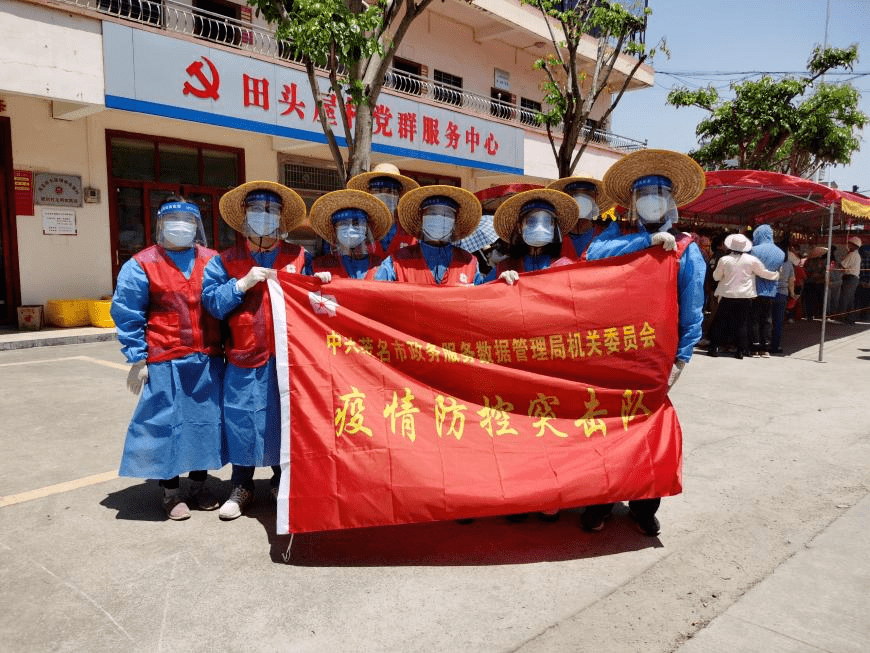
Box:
[111,196,224,520]
[347,162,420,258]
[546,174,619,260]
[582,149,707,536]
[309,189,393,280]
[492,188,579,284]
[374,185,486,285]
[202,181,321,521]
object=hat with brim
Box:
[809,245,829,258]
[346,162,420,196]
[493,189,579,243]
[603,149,706,208]
[219,180,306,234]
[724,233,752,253]
[546,173,613,211]
[309,189,393,245]
[848,236,862,247]
[397,185,482,242]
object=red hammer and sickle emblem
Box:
[183,57,220,100]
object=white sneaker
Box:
[218,485,253,521]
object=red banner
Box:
[270,249,683,534]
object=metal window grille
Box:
[284,163,341,193]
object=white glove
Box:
[313,271,332,284]
[667,360,686,389]
[651,232,677,251]
[499,270,519,285]
[126,360,149,395]
[236,266,271,293]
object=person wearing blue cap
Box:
[347,163,420,257]
[374,185,487,285]
[111,196,225,520]
[546,174,620,260]
[309,189,393,279]
[202,181,322,520]
[582,149,708,537]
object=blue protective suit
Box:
[374,242,486,284]
[751,225,785,298]
[586,228,707,363]
[201,246,312,467]
[339,254,377,279]
[111,248,225,479]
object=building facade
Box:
[0,0,652,322]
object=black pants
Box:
[708,297,752,353]
[159,470,207,489]
[231,465,281,491]
[750,296,774,352]
[585,498,661,520]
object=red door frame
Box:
[0,117,21,325]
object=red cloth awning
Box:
[679,170,870,231]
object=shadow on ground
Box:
[250,499,659,567]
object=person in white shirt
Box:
[707,233,779,359]
[838,236,862,323]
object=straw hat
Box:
[346,162,419,196]
[808,245,829,258]
[848,236,862,248]
[309,189,392,245]
[546,173,612,210]
[397,185,482,241]
[724,233,752,253]
[603,149,706,208]
[493,189,579,243]
[219,180,306,234]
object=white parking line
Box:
[0,355,128,371]
[0,471,119,508]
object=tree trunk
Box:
[347,101,374,181]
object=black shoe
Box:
[537,511,560,523]
[629,510,660,536]
[735,350,744,359]
[579,508,611,532]
[707,345,719,358]
[505,513,530,523]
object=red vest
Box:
[221,241,307,368]
[560,225,601,262]
[369,227,418,259]
[674,232,696,260]
[312,253,382,280]
[392,244,477,286]
[133,245,222,364]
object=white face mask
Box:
[162,220,198,248]
[372,191,399,216]
[336,221,367,249]
[635,194,671,223]
[521,211,556,247]
[421,205,456,243]
[246,210,280,237]
[572,193,598,223]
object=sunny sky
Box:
[610,0,870,193]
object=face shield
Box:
[332,208,371,252]
[420,196,458,243]
[631,175,678,233]
[564,182,600,225]
[244,191,283,240]
[368,177,402,217]
[156,201,207,250]
[520,201,557,247]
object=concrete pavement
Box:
[0,319,868,652]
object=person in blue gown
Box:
[111,197,225,520]
[581,149,707,537]
[202,181,322,521]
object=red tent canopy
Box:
[679,170,870,232]
[474,183,543,213]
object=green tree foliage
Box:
[249,0,433,184]
[667,45,867,178]
[521,0,659,177]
